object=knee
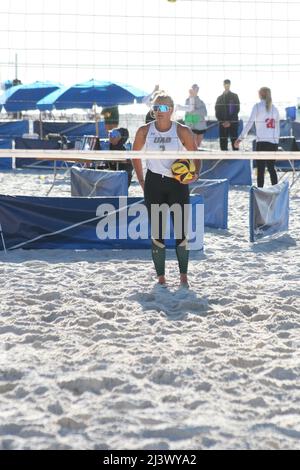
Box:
[152,239,165,249]
[176,237,188,248]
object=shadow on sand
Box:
[129,284,213,321]
[250,233,297,254]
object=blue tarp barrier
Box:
[14,137,67,168]
[71,167,129,197]
[203,120,243,141]
[293,122,300,140]
[280,120,300,139]
[0,121,29,138]
[278,136,298,151]
[285,107,296,121]
[252,138,300,170]
[249,181,289,243]
[0,139,13,169]
[280,120,292,137]
[0,195,204,251]
[15,137,60,150]
[276,160,300,171]
[190,179,229,229]
[33,121,107,141]
[200,159,252,186]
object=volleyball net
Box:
[0,149,299,161]
[1,0,300,152]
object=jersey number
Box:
[160,145,166,151]
[265,118,275,129]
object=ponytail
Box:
[259,87,272,111]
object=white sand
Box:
[0,167,300,450]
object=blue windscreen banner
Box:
[285,106,296,121]
[70,167,129,197]
[278,136,298,151]
[0,195,204,251]
[252,138,300,170]
[14,136,64,168]
[200,159,252,186]
[33,121,107,141]
[203,120,243,141]
[280,119,300,139]
[276,160,300,171]
[249,181,289,243]
[15,137,61,150]
[0,139,13,169]
[190,179,229,229]
[0,121,29,138]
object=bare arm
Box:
[176,95,195,113]
[234,104,257,148]
[142,84,160,107]
[132,125,148,190]
[239,104,257,140]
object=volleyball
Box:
[171,159,196,183]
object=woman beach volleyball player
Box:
[132,92,201,288]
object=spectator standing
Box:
[215,79,240,151]
[184,84,207,149]
[235,87,279,187]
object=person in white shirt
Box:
[184,84,207,149]
[235,87,279,187]
[133,92,201,289]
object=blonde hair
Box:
[153,92,174,108]
[259,87,272,112]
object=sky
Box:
[1,0,300,117]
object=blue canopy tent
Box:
[0,81,62,112]
[36,79,147,111]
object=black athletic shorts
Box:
[192,129,206,136]
[144,170,190,244]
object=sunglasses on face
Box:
[152,104,170,112]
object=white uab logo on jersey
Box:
[154,137,171,144]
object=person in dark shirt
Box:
[108,127,133,187]
[101,106,119,131]
[215,79,240,151]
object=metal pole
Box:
[94,103,99,138]
[0,223,7,254]
[39,112,43,139]
[15,53,18,80]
